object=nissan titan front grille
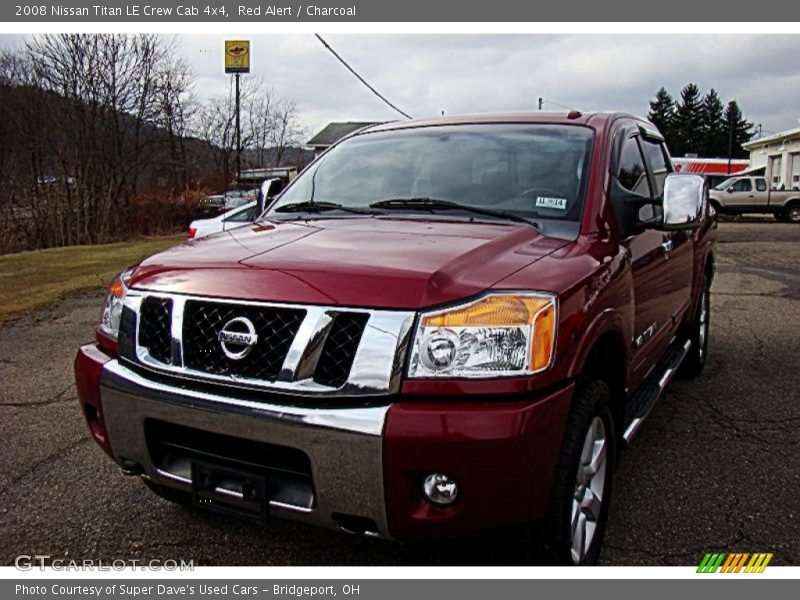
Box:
[118,292,415,397]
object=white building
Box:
[742,125,800,190]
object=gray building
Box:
[743,124,800,190]
[307,121,380,157]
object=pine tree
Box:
[701,89,727,157]
[648,87,676,146]
[723,100,755,159]
[672,84,705,157]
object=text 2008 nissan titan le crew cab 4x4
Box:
[75,112,716,565]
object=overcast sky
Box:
[3,34,800,140]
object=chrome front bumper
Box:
[100,360,392,538]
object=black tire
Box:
[543,379,616,565]
[783,204,800,223]
[143,479,192,505]
[680,275,711,378]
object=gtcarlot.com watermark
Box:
[14,554,194,571]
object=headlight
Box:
[408,292,557,378]
[98,272,130,341]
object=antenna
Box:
[539,98,580,112]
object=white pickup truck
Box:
[709,176,800,222]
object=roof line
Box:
[743,127,800,148]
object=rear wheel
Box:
[784,204,800,223]
[544,379,616,565]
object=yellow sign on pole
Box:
[224,40,250,74]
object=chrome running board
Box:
[623,338,692,444]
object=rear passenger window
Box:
[618,137,651,198]
[641,139,670,197]
[755,178,767,192]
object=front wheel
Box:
[544,379,616,565]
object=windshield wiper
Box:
[273,201,375,215]
[369,198,538,228]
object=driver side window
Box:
[641,139,670,198]
[731,179,752,192]
[618,137,651,198]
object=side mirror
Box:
[661,173,705,230]
[256,179,273,214]
[726,187,733,193]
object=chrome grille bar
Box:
[276,306,333,383]
[170,295,186,367]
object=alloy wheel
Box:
[698,288,709,359]
[571,416,608,564]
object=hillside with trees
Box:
[0,34,308,254]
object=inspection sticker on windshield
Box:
[535,196,568,210]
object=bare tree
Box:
[196,95,237,191]
[195,76,266,189]
[247,79,277,168]
[0,34,306,253]
[269,98,305,167]
[243,78,306,168]
[0,33,203,249]
[154,52,198,192]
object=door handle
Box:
[661,239,673,258]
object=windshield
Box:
[715,177,738,191]
[267,124,594,237]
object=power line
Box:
[314,34,413,120]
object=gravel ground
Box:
[1,221,798,566]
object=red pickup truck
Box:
[75,112,716,565]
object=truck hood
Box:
[129,217,569,309]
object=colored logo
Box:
[697,552,773,573]
[224,40,251,74]
[226,45,248,58]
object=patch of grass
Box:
[0,235,185,325]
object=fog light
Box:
[422,473,459,506]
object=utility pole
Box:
[235,72,241,186]
[224,40,250,188]
[727,109,734,175]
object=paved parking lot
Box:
[1,221,798,566]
